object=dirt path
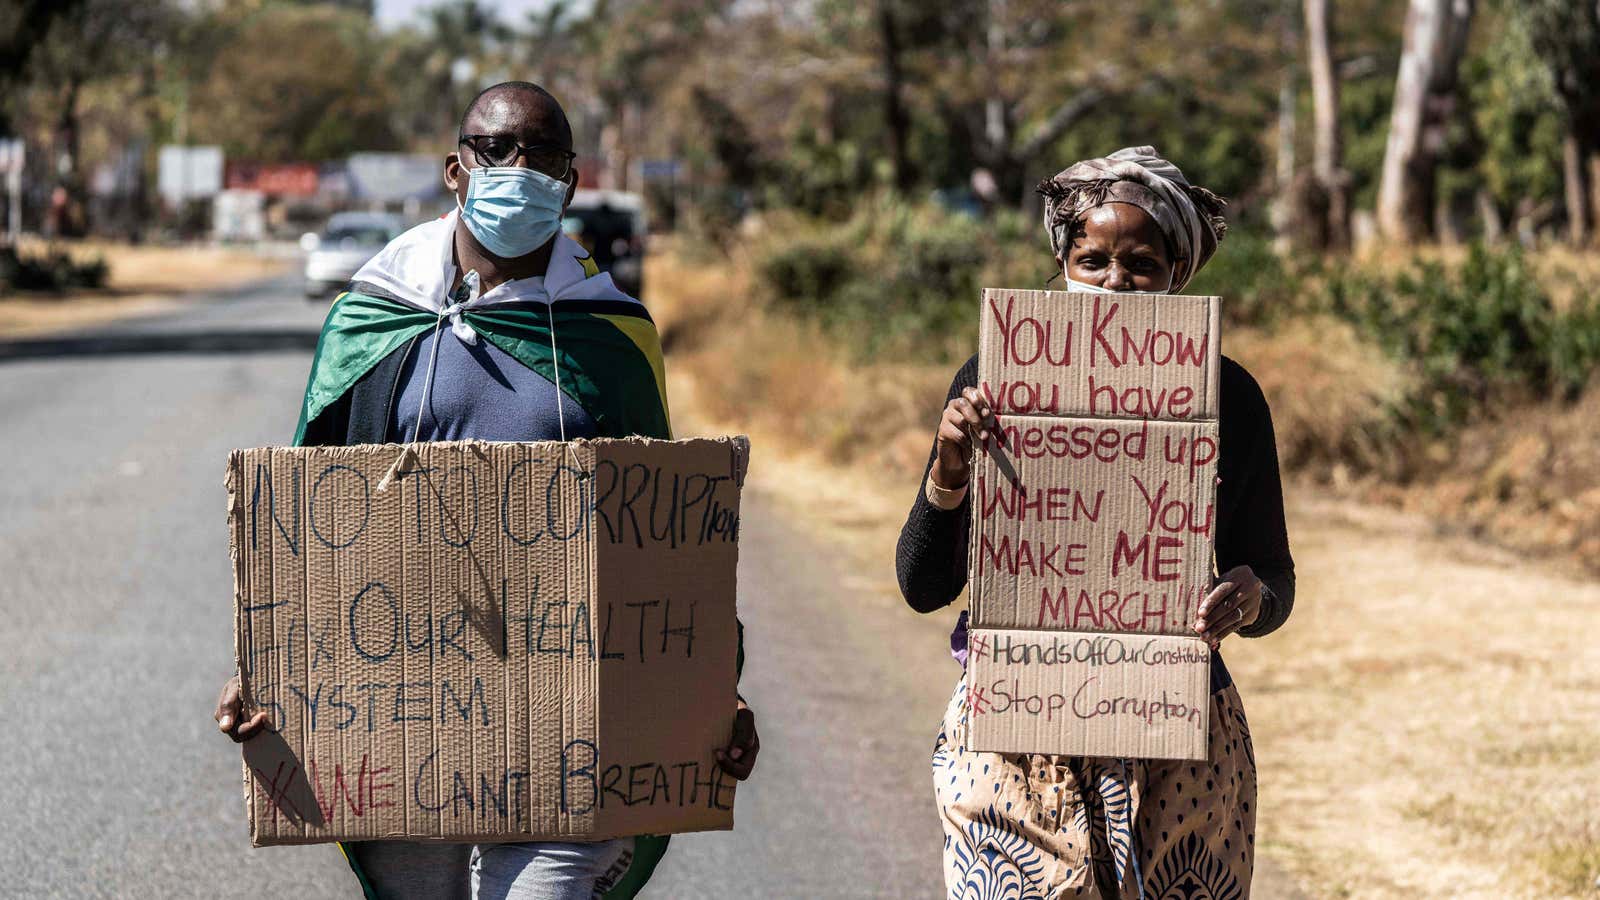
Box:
[1237,492,1600,897]
[646,240,1598,897]
[667,344,1598,898]
[0,241,292,338]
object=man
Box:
[213,81,759,900]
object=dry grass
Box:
[1228,317,1417,482]
[1383,388,1600,578]
[15,235,291,293]
[646,243,1600,898]
[0,238,291,338]
[648,243,949,478]
[1233,493,1600,898]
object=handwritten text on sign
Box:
[967,416,1217,633]
[969,289,1220,760]
[964,628,1211,759]
[980,289,1220,420]
[227,438,746,845]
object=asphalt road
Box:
[0,275,957,898]
[0,274,1305,899]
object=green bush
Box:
[1186,230,1321,327]
[756,223,858,307]
[1318,244,1600,430]
[752,195,1047,358]
[0,245,109,294]
[1549,297,1600,399]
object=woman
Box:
[896,147,1295,899]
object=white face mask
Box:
[1064,276,1110,293]
[1063,273,1174,294]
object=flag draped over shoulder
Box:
[292,211,671,445]
[300,213,676,900]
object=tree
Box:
[1516,0,1600,245]
[1306,0,1351,248]
[20,0,171,235]
[0,0,83,135]
[877,0,915,192]
[186,5,400,162]
[1375,0,1475,242]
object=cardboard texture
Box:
[978,288,1220,420]
[968,288,1220,761]
[226,437,747,845]
[964,629,1211,759]
[967,416,1219,633]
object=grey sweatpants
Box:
[345,838,632,900]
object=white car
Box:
[300,212,408,300]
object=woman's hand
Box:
[714,699,759,780]
[933,387,1000,490]
[1194,565,1262,649]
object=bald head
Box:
[444,80,579,260]
[459,81,572,151]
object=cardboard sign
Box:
[226,438,747,846]
[979,289,1220,420]
[963,629,1211,759]
[967,416,1218,632]
[967,289,1219,761]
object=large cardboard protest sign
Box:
[226,437,746,845]
[978,289,1220,420]
[966,289,1219,760]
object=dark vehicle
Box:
[562,190,646,297]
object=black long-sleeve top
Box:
[896,353,1296,690]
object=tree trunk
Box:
[1276,67,1296,192]
[878,0,915,192]
[1278,0,1298,187]
[1590,150,1600,246]
[1563,131,1592,245]
[984,0,1014,199]
[1305,0,1350,249]
[1375,0,1475,242]
[1476,188,1503,244]
[53,75,86,237]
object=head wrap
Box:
[1037,146,1228,292]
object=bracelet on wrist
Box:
[925,472,969,510]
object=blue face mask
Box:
[456,164,569,258]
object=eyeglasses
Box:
[458,134,576,179]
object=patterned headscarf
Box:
[1037,146,1228,292]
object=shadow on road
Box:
[0,328,321,361]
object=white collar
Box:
[350,208,637,317]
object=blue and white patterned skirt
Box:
[932,675,1257,900]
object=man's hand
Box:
[933,387,1000,491]
[1194,565,1263,649]
[714,699,759,781]
[214,674,270,743]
